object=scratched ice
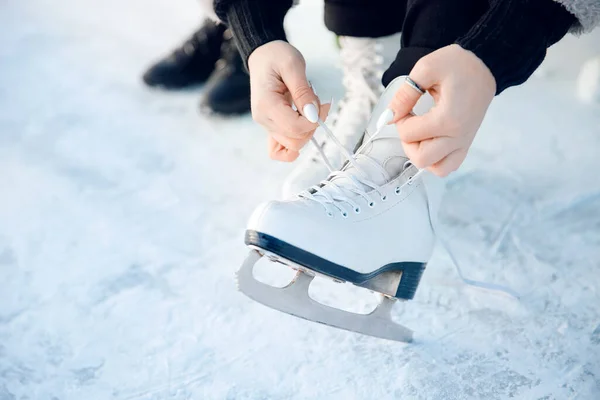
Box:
[1,0,599,399]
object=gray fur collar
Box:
[554,0,600,33]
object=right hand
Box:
[248,41,330,162]
[387,44,496,177]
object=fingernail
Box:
[376,108,394,130]
[303,103,319,123]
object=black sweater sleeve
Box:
[215,0,293,67]
[456,0,576,94]
[215,0,577,92]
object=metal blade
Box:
[237,250,413,343]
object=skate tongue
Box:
[334,92,413,187]
[332,135,409,188]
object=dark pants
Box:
[324,0,489,86]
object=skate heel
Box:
[356,263,425,300]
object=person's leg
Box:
[199,29,251,115]
[382,0,488,85]
[324,0,405,38]
[143,18,226,89]
[142,18,251,115]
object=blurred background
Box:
[1,0,600,399]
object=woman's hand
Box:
[388,44,496,177]
[248,40,330,162]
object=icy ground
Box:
[1,0,600,399]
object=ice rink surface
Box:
[1,0,600,399]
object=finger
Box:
[388,58,440,124]
[279,61,320,123]
[270,131,312,153]
[252,94,283,131]
[270,101,317,137]
[395,110,444,143]
[427,148,467,177]
[409,56,439,94]
[280,60,319,123]
[402,136,459,169]
[268,102,329,162]
[255,92,313,135]
[271,102,332,139]
[268,136,300,162]
[388,79,425,124]
[318,102,331,121]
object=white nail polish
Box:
[303,103,319,123]
[376,108,394,130]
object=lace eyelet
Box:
[327,212,334,217]
[368,202,375,208]
[342,212,348,218]
[408,176,414,185]
[354,207,361,214]
[395,187,402,195]
[381,195,387,201]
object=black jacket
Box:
[212,0,578,94]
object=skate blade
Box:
[236,250,413,343]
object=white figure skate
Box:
[282,36,399,198]
[238,76,444,342]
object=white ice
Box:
[1,0,600,399]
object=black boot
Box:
[199,31,251,115]
[143,19,226,89]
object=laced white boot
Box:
[281,35,399,199]
[238,75,519,342]
[237,76,440,342]
[250,75,444,288]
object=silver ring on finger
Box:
[405,76,425,95]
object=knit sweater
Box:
[206,0,598,94]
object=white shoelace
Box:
[303,117,422,217]
[304,114,521,299]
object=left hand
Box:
[388,44,497,177]
[248,40,331,162]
